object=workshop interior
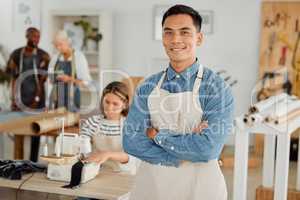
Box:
[0,0,300,200]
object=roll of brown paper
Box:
[0,108,67,135]
[31,112,79,134]
[265,100,300,123]
[274,108,300,125]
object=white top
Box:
[45,50,92,107]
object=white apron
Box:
[130,65,227,200]
[93,118,124,171]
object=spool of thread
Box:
[43,144,48,156]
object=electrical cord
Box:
[15,172,35,200]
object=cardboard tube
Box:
[243,114,254,126]
[273,100,300,117]
[243,115,250,124]
[31,112,79,134]
[265,100,300,122]
[249,93,288,113]
[275,108,300,124]
[0,108,67,135]
[250,114,264,123]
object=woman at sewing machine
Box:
[79,81,137,175]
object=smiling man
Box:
[123,4,234,200]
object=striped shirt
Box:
[80,115,121,137]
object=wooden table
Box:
[0,111,79,159]
[0,170,134,200]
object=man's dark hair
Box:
[26,27,39,37]
[162,4,202,32]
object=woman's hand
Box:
[83,150,110,165]
[56,74,73,83]
[192,121,208,133]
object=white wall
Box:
[0,0,262,149]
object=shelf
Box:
[83,50,99,56]
[50,10,112,105]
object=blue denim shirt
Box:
[123,60,234,167]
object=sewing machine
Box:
[41,118,100,183]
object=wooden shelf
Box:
[83,50,99,56]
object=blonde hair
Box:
[54,30,72,45]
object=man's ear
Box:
[196,32,203,46]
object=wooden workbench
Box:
[0,170,134,200]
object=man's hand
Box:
[146,127,158,139]
[192,121,208,133]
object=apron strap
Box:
[120,116,125,135]
[157,65,203,93]
[52,50,77,108]
[69,49,76,104]
[19,48,40,89]
[156,70,167,89]
[193,65,203,94]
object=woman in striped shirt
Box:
[80,81,137,175]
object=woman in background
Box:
[80,81,137,174]
[46,30,91,112]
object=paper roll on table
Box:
[0,108,69,135]
[31,112,79,134]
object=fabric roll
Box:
[249,93,288,113]
[31,112,79,134]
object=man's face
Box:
[162,14,203,66]
[27,31,40,48]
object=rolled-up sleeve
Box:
[153,77,234,162]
